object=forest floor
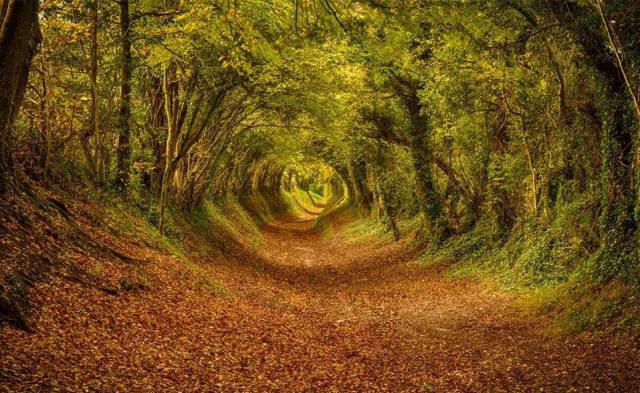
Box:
[1,200,640,392]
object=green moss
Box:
[423,194,598,288]
[87,262,103,277]
[102,200,184,258]
[181,258,228,297]
[190,197,263,252]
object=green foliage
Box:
[428,193,599,289]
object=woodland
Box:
[1,0,640,391]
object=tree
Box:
[0,0,41,193]
[115,0,132,191]
[546,0,639,273]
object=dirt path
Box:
[2,211,639,392]
[244,212,640,392]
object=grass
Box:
[86,192,240,297]
[343,216,387,241]
[426,247,640,336]
[340,209,421,245]
[75,181,640,335]
[100,197,185,258]
[282,187,323,216]
[190,197,263,252]
[514,279,640,335]
[181,258,228,296]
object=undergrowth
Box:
[419,194,640,334]
[339,208,422,245]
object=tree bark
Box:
[159,66,177,234]
[391,76,446,239]
[0,0,41,194]
[80,0,101,181]
[145,75,166,192]
[115,0,132,191]
[488,106,516,236]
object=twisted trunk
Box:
[391,76,446,239]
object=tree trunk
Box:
[409,125,445,238]
[158,66,177,234]
[115,0,132,191]
[393,77,446,239]
[352,160,373,211]
[347,162,363,209]
[145,75,166,192]
[387,205,401,241]
[488,106,516,237]
[0,0,41,194]
[81,0,101,181]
